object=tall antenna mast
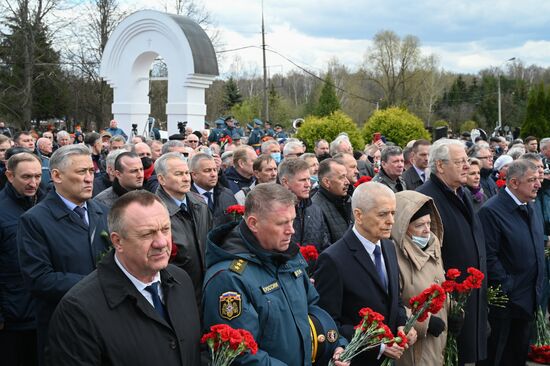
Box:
[261,0,269,121]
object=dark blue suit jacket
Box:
[314,228,407,366]
[478,189,545,318]
[18,190,109,361]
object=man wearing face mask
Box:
[391,191,448,366]
[260,140,282,164]
[134,142,158,193]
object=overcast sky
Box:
[127,0,550,77]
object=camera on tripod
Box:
[177,121,187,134]
[131,123,138,134]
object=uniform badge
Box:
[326,329,338,343]
[219,291,242,320]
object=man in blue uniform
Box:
[203,183,348,366]
[208,119,227,144]
[247,119,265,151]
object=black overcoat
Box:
[45,252,201,366]
[417,174,488,363]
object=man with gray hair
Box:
[260,139,281,164]
[154,152,211,307]
[315,182,417,365]
[55,130,71,148]
[189,152,237,228]
[373,146,407,192]
[478,159,544,366]
[18,144,110,363]
[283,141,305,159]
[36,137,53,190]
[417,139,487,365]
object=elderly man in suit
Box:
[45,190,201,366]
[478,160,544,366]
[417,138,487,365]
[18,144,110,364]
[315,182,417,365]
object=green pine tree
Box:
[223,77,242,111]
[521,83,549,138]
[315,73,340,117]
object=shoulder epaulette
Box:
[229,258,247,275]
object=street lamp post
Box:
[497,57,516,131]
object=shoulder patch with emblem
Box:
[219,291,242,320]
[229,259,247,274]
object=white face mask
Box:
[411,234,430,249]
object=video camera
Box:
[177,121,187,134]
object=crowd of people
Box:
[0,117,548,366]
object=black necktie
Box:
[180,202,187,213]
[145,282,168,321]
[73,206,88,227]
[373,245,388,291]
[420,172,426,183]
[203,191,214,211]
[519,204,530,221]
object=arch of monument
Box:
[100,10,219,137]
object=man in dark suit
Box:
[0,153,44,366]
[402,139,430,190]
[154,152,211,308]
[478,160,545,366]
[417,138,487,365]
[190,152,238,228]
[315,182,417,365]
[45,190,201,366]
[18,144,110,364]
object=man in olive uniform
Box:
[202,183,348,366]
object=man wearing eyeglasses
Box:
[185,135,200,149]
[417,139,487,366]
[468,144,498,198]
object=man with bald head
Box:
[315,182,416,365]
[36,137,53,189]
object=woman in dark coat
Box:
[465,158,488,212]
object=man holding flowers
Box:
[315,182,417,365]
[203,183,348,365]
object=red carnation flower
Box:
[354,176,372,187]
[496,179,506,188]
[299,245,319,262]
[446,268,461,280]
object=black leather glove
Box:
[427,315,445,337]
[447,310,465,336]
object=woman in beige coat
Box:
[392,190,448,366]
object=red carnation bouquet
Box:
[442,267,484,366]
[328,307,407,366]
[219,136,233,151]
[381,284,446,366]
[299,244,319,277]
[226,205,245,221]
[529,307,550,364]
[354,176,372,188]
[201,324,258,366]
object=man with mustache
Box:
[154,152,211,308]
[18,144,110,364]
[45,190,200,366]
